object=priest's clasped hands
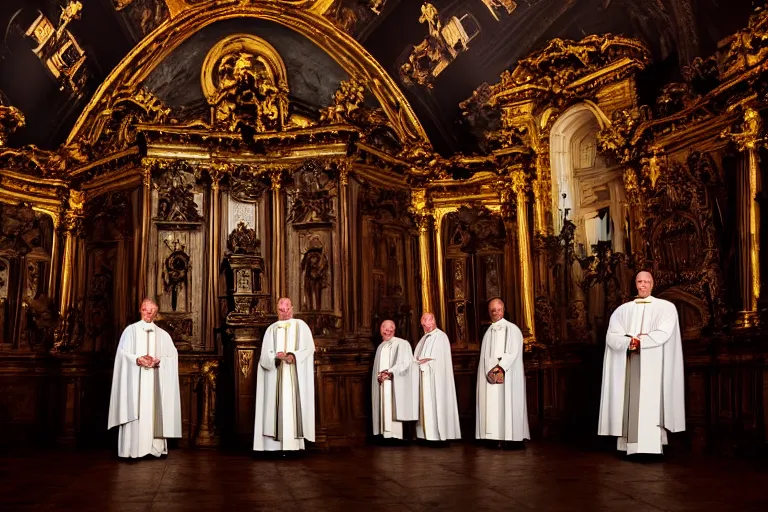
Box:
[377,371,393,384]
[628,335,643,353]
[276,352,296,365]
[136,355,160,368]
[486,365,505,384]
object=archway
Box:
[549,104,626,257]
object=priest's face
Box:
[380,321,395,341]
[488,299,504,323]
[635,272,653,298]
[140,300,158,323]
[421,314,436,333]
[277,299,293,320]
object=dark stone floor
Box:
[1,442,767,511]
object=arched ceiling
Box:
[0,0,755,154]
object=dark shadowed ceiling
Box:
[0,0,756,154]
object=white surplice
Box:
[475,318,530,441]
[107,321,181,458]
[413,328,461,441]
[371,336,418,438]
[253,318,315,451]
[598,296,686,454]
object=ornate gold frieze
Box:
[485,35,650,105]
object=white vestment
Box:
[598,296,685,454]
[475,318,530,441]
[413,328,461,441]
[107,321,182,458]
[371,336,418,438]
[253,318,315,451]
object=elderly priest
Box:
[372,319,418,440]
[108,298,181,459]
[413,313,461,442]
[254,297,316,452]
[598,271,685,455]
[476,298,529,446]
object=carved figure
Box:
[162,239,191,312]
[156,166,204,223]
[211,53,282,133]
[300,238,330,311]
[227,221,261,255]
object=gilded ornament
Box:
[319,78,366,125]
[510,170,527,196]
[227,221,261,255]
[0,102,25,147]
[399,2,479,89]
[721,107,764,152]
[202,34,290,133]
[239,350,253,378]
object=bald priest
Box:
[598,271,685,455]
[372,320,419,440]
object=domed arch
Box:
[66,1,429,146]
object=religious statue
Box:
[484,256,500,299]
[300,237,330,311]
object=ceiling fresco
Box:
[0,0,756,152]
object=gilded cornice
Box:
[483,34,651,106]
[0,169,68,208]
[67,1,429,148]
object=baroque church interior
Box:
[1,0,768,509]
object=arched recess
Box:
[66,1,429,145]
[549,103,626,257]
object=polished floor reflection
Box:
[1,442,767,511]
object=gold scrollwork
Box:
[239,350,253,378]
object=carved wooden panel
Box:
[148,165,206,351]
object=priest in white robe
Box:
[254,297,315,452]
[108,298,181,459]
[598,271,686,455]
[414,313,461,442]
[372,320,418,440]
[476,299,529,445]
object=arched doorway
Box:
[549,104,626,258]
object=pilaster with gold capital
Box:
[337,160,353,333]
[411,188,435,316]
[138,161,154,301]
[509,170,536,342]
[54,190,87,352]
[269,167,287,299]
[58,190,85,316]
[722,107,763,327]
[205,163,227,349]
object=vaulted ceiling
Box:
[0,0,755,154]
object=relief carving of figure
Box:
[484,256,500,299]
[287,162,336,224]
[300,237,330,311]
[211,52,283,133]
